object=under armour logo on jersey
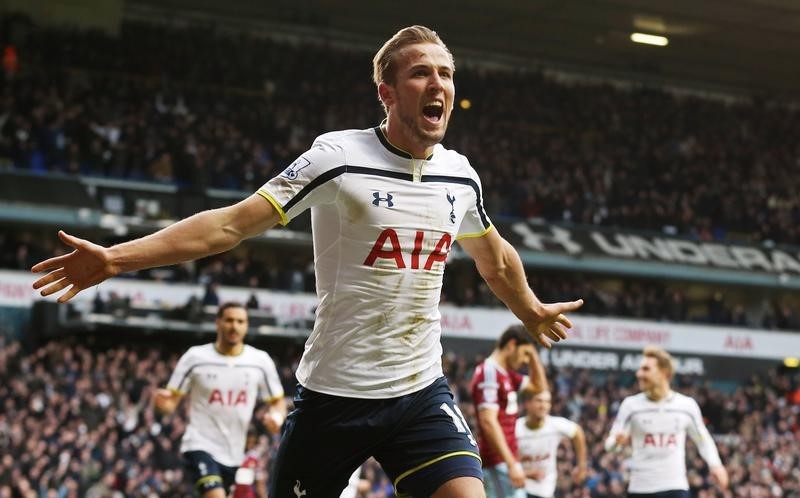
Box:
[446,191,456,223]
[372,191,394,207]
[293,480,307,497]
[281,156,311,180]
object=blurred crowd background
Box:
[0,338,798,498]
[2,21,799,246]
[1,8,800,498]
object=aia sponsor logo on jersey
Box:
[208,389,249,406]
[643,432,678,448]
[364,229,451,270]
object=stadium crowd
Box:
[1,18,799,246]
[0,337,797,497]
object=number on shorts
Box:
[440,402,477,446]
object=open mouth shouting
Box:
[422,100,444,125]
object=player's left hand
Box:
[524,300,583,348]
[509,462,526,488]
[709,464,729,490]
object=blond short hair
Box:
[643,345,675,380]
[372,25,454,86]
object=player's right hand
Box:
[31,231,118,303]
[615,432,631,447]
[710,465,729,490]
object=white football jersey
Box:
[259,127,491,398]
[516,415,578,498]
[605,391,722,493]
[167,344,284,466]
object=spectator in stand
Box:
[2,18,800,245]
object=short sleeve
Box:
[166,350,194,394]
[257,136,345,225]
[456,159,492,239]
[555,416,579,438]
[258,353,285,403]
[471,365,500,411]
[609,397,632,435]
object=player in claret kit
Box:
[470,325,549,498]
[604,346,729,498]
[154,303,286,498]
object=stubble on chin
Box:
[399,112,446,149]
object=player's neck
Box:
[645,384,671,402]
[489,351,509,370]
[215,340,244,356]
[381,121,434,159]
[526,415,545,429]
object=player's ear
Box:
[378,81,395,108]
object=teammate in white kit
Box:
[604,346,729,498]
[31,25,583,498]
[515,362,586,498]
[153,303,286,497]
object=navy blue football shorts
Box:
[268,376,482,498]
[183,450,237,496]
[628,491,690,498]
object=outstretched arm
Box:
[32,194,280,302]
[458,228,583,348]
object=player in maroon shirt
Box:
[470,326,547,498]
